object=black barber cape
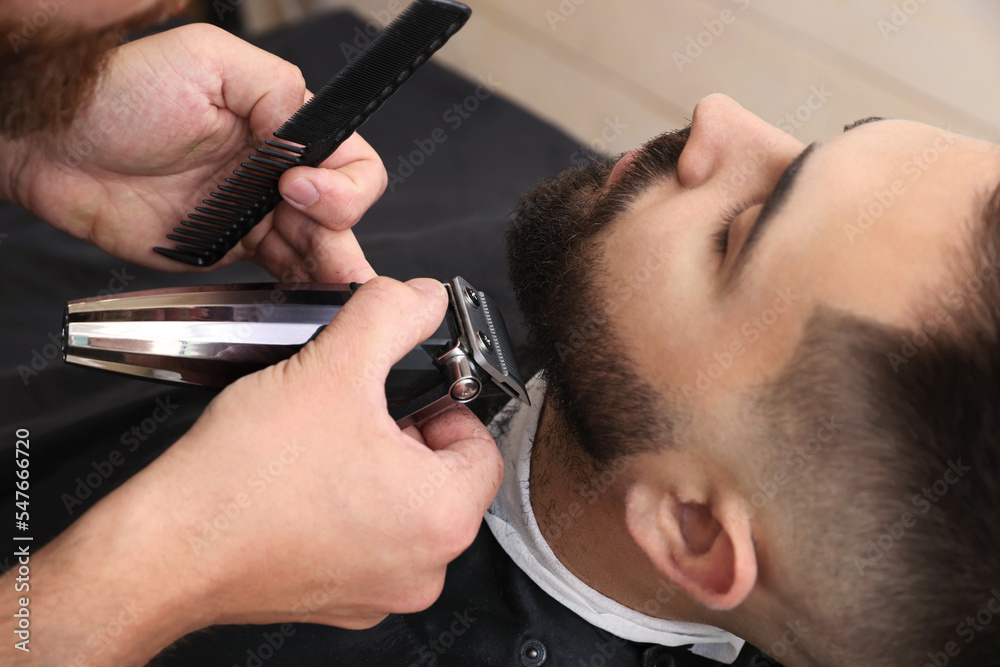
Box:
[0,11,771,667]
[152,521,771,667]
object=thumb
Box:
[298,277,449,394]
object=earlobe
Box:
[625,480,757,611]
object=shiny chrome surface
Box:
[437,347,481,402]
[62,278,531,427]
[64,283,348,388]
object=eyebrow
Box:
[724,116,887,287]
[843,116,886,132]
[727,142,817,287]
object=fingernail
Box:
[283,177,319,208]
[407,278,445,300]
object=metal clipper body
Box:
[62,277,529,428]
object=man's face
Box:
[598,95,999,451]
[508,94,1000,654]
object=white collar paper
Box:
[484,375,745,663]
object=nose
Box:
[677,94,806,203]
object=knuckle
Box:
[449,521,481,558]
[184,22,225,41]
[333,182,367,228]
[335,613,389,630]
[460,512,484,547]
[425,505,478,559]
[376,163,389,197]
[355,275,406,303]
[286,64,306,92]
[397,576,446,614]
[487,446,505,491]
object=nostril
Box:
[677,96,743,187]
[681,94,793,191]
[676,130,715,188]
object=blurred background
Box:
[187,0,1000,149]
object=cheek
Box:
[610,246,808,405]
[603,222,703,343]
[602,187,809,401]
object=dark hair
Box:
[757,184,1000,664]
[506,151,1000,662]
[505,129,689,465]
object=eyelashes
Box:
[712,201,752,256]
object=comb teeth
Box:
[155,0,472,267]
[154,140,304,266]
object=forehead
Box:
[598,120,1000,405]
[743,121,996,325]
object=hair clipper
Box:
[62,277,529,428]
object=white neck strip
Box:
[484,376,744,663]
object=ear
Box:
[624,454,757,610]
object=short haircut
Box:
[756,184,1000,663]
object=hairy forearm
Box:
[0,456,218,666]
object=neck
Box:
[527,398,817,665]
[528,400,709,622]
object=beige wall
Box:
[242,0,1000,152]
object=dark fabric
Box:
[0,10,773,667]
[151,520,773,667]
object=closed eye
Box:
[713,201,752,256]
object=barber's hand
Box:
[173,277,504,627]
[4,23,382,282]
[7,277,503,666]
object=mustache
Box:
[606,126,691,200]
[578,125,691,229]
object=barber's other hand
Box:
[4,24,383,282]
[150,277,503,627]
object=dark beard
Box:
[506,126,691,267]
[503,127,689,465]
[0,0,186,138]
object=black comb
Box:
[154,0,471,267]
